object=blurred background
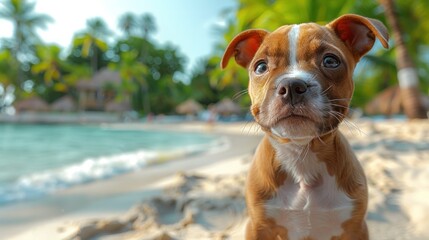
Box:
[0,0,427,122]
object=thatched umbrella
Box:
[364,86,402,116]
[14,96,49,113]
[214,98,241,116]
[51,95,76,112]
[365,86,429,116]
[176,99,203,115]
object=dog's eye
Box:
[323,55,340,68]
[254,61,268,74]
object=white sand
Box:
[2,120,429,240]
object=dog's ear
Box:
[328,14,389,60]
[221,29,269,69]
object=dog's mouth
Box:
[265,110,322,140]
[276,113,315,123]
[269,106,321,126]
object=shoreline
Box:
[0,122,262,239]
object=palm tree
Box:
[118,12,137,37]
[380,0,427,119]
[0,0,52,85]
[118,13,156,39]
[109,50,150,113]
[140,13,156,39]
[73,18,110,74]
[32,44,67,91]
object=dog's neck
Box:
[268,126,339,145]
[268,129,340,186]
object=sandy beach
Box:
[1,120,429,240]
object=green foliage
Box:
[187,57,251,111]
[0,50,18,86]
[109,50,149,110]
[111,36,186,114]
[234,0,355,29]
[32,45,62,84]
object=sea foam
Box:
[0,137,227,204]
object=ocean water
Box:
[0,124,220,204]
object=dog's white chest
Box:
[266,143,354,240]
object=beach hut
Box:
[214,98,242,116]
[14,96,49,113]
[105,99,131,113]
[365,86,429,116]
[365,86,402,116]
[176,99,203,115]
[76,68,122,111]
[51,95,76,112]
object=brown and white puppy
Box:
[221,14,389,240]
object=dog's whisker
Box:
[328,110,365,136]
[328,111,342,122]
[342,118,366,136]
[327,110,357,135]
[316,134,327,145]
[329,110,346,118]
[297,143,310,162]
[232,89,248,100]
[250,122,261,135]
[241,115,261,135]
[242,121,252,134]
[329,103,351,110]
[327,98,352,102]
[321,85,333,95]
[303,144,310,159]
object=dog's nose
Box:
[276,79,308,105]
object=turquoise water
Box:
[0,124,218,204]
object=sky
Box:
[0,0,237,75]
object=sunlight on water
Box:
[0,124,219,204]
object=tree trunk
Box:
[14,21,24,88]
[91,44,98,75]
[142,84,151,114]
[380,0,427,119]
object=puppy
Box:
[221,14,389,240]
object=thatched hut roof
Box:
[14,96,49,112]
[365,86,429,116]
[76,68,121,91]
[51,95,76,112]
[365,86,402,116]
[176,99,203,115]
[214,98,241,115]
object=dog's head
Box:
[221,14,388,141]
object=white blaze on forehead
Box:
[288,24,301,68]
